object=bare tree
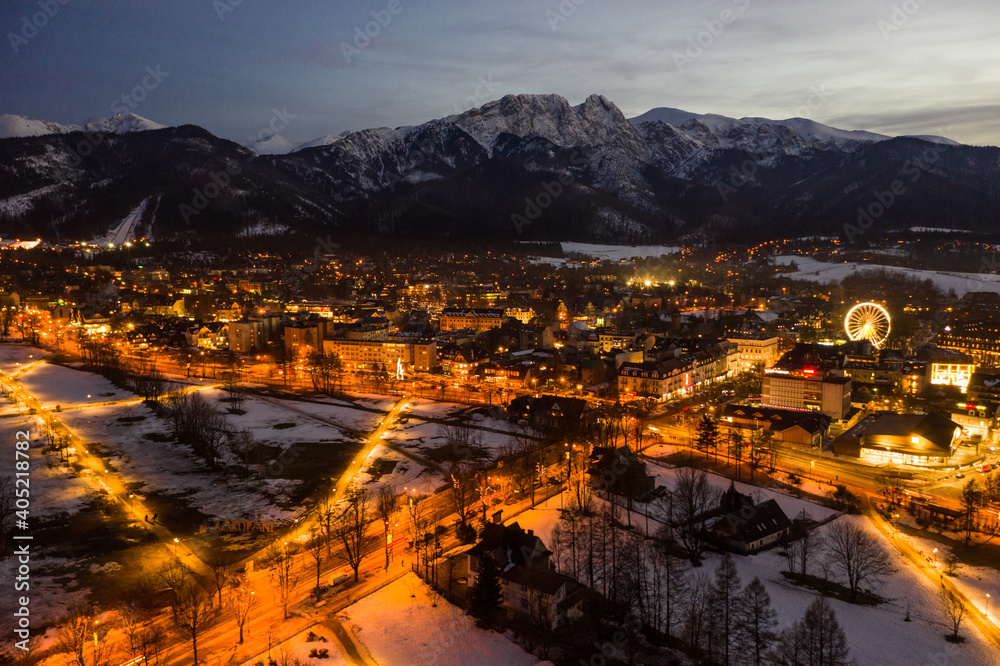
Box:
[940,587,968,640]
[825,519,893,602]
[305,532,325,591]
[205,540,235,607]
[169,579,217,665]
[267,543,298,620]
[119,602,163,664]
[57,604,113,666]
[670,467,719,562]
[374,484,397,568]
[334,488,369,582]
[316,494,337,556]
[876,474,904,509]
[230,578,257,644]
[450,466,477,525]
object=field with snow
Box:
[351,443,442,494]
[58,390,362,530]
[340,573,540,666]
[0,343,48,373]
[560,242,682,261]
[263,394,391,433]
[383,401,523,460]
[239,626,348,666]
[649,460,839,523]
[774,255,1000,296]
[701,515,999,666]
[18,361,134,407]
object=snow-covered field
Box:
[649,461,839,522]
[774,255,1000,296]
[560,242,682,261]
[899,525,1000,633]
[58,395,349,524]
[351,443,441,494]
[0,343,48,373]
[265,395,390,432]
[18,362,134,407]
[339,573,540,666]
[239,627,348,666]
[704,516,999,666]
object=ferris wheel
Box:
[845,302,891,348]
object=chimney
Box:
[527,529,534,536]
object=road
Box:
[861,494,1000,650]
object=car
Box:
[329,573,350,587]
[982,464,992,473]
[309,586,330,598]
[955,473,965,479]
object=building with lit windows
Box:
[762,370,852,420]
[726,333,780,371]
[919,346,977,392]
[322,338,436,373]
[855,412,961,465]
[439,308,505,331]
[936,320,1000,366]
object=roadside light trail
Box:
[861,493,1000,650]
[0,369,217,578]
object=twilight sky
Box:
[2,0,999,146]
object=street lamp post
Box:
[986,593,991,618]
[932,548,938,567]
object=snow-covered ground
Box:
[264,395,390,432]
[339,573,541,666]
[402,398,468,420]
[350,443,442,494]
[774,255,1000,297]
[18,362,134,407]
[560,242,682,261]
[505,492,566,546]
[58,400,334,524]
[898,524,1000,632]
[703,515,999,666]
[239,626,348,666]
[0,344,48,373]
[649,462,839,522]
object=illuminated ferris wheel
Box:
[845,302,891,348]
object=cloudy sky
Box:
[2,0,999,146]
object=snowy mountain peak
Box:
[243,132,298,155]
[0,114,81,139]
[449,92,645,157]
[83,112,166,134]
[292,131,350,152]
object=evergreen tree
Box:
[713,554,742,665]
[777,597,852,666]
[696,414,719,460]
[735,577,779,666]
[470,556,504,628]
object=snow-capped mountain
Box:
[243,132,299,155]
[293,131,350,152]
[82,113,167,134]
[1,93,997,245]
[0,114,81,139]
